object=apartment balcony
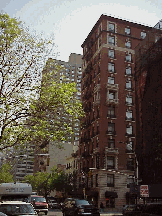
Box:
[17,168,26,173]
[94,84,101,93]
[106,98,119,106]
[93,98,100,106]
[125,133,135,138]
[26,170,33,174]
[125,101,134,106]
[125,117,135,122]
[105,147,119,155]
[106,83,119,91]
[93,147,100,154]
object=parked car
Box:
[140,203,162,216]
[122,204,144,216]
[62,198,100,216]
[48,199,60,209]
[0,201,38,216]
[31,195,48,215]
[0,212,7,216]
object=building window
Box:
[107,174,114,187]
[127,176,134,188]
[108,49,115,58]
[108,77,115,85]
[125,53,131,62]
[107,156,115,169]
[108,139,115,148]
[97,107,100,118]
[107,106,115,118]
[98,64,100,74]
[96,136,99,148]
[96,154,99,168]
[106,198,115,208]
[74,160,75,168]
[126,125,133,135]
[126,110,132,120]
[108,23,115,32]
[95,42,98,52]
[108,36,115,45]
[94,91,100,102]
[91,158,93,168]
[126,141,133,153]
[98,24,102,34]
[79,177,81,187]
[96,174,98,187]
[91,175,93,187]
[98,36,102,47]
[125,27,131,35]
[108,122,115,134]
[126,66,132,75]
[141,31,146,39]
[87,159,89,169]
[109,91,115,100]
[125,40,131,48]
[126,80,132,90]
[108,63,115,72]
[126,95,132,105]
[127,158,134,171]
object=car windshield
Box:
[31,197,46,203]
[75,200,90,206]
[0,204,36,215]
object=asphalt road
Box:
[44,209,122,216]
[48,209,63,216]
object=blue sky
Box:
[1,0,162,62]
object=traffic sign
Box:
[140,185,149,197]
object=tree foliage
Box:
[0,12,84,151]
[0,12,55,150]
[0,163,13,183]
[24,168,74,198]
[27,66,84,149]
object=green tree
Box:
[0,12,84,151]
[25,171,52,198]
[50,170,72,195]
[24,168,74,198]
[27,66,84,149]
[0,12,55,151]
[0,163,13,183]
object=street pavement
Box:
[46,209,123,216]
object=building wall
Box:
[45,53,82,173]
[135,33,162,185]
[79,14,152,211]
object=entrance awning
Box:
[105,191,118,198]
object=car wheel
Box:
[45,212,48,215]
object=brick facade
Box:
[78,14,153,211]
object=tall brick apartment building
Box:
[78,14,153,211]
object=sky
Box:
[1,0,162,62]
